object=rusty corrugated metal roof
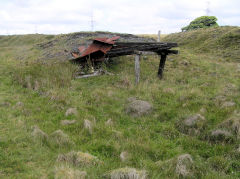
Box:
[78,36,120,58]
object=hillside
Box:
[0,29,240,178]
[163,26,240,61]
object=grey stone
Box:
[65,108,78,116]
[61,120,76,125]
[176,154,193,178]
[126,100,152,117]
[210,129,233,142]
[183,114,205,127]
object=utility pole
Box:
[205,1,211,16]
[90,14,95,31]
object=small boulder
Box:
[49,130,73,146]
[65,108,78,116]
[210,129,233,143]
[183,114,205,127]
[120,151,130,162]
[60,120,76,126]
[54,165,87,179]
[163,88,174,94]
[105,119,114,126]
[237,145,240,153]
[178,114,205,135]
[57,151,100,167]
[218,115,240,139]
[106,167,147,179]
[16,101,24,107]
[0,101,10,107]
[31,126,48,143]
[126,100,152,117]
[127,97,137,103]
[222,101,236,108]
[176,154,193,178]
[84,120,93,134]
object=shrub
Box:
[182,16,218,32]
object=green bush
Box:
[182,16,219,32]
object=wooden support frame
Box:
[134,51,141,84]
[157,52,167,79]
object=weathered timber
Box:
[134,52,141,84]
[71,39,178,80]
[106,44,177,58]
[157,52,167,79]
[114,42,177,47]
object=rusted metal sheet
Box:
[74,36,120,59]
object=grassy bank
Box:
[0,29,240,178]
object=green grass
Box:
[163,26,240,61]
[0,28,240,178]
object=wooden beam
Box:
[134,52,141,84]
[158,53,167,79]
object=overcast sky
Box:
[0,0,239,35]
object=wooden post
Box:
[157,30,161,42]
[135,53,141,84]
[158,53,167,79]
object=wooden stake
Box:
[157,30,161,42]
[158,53,167,79]
[135,53,140,84]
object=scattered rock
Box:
[33,80,40,91]
[210,129,233,143]
[222,101,236,108]
[112,130,123,139]
[49,130,73,146]
[16,101,24,107]
[127,97,137,103]
[84,120,93,134]
[178,114,205,135]
[156,154,195,178]
[237,145,240,153]
[105,119,114,126]
[57,151,100,167]
[54,165,87,179]
[120,151,130,162]
[106,167,147,179]
[31,126,48,143]
[218,115,240,138]
[214,95,227,105]
[176,154,193,178]
[181,60,190,66]
[183,114,205,127]
[60,120,76,126]
[0,101,10,107]
[163,88,174,94]
[126,100,152,117]
[65,108,78,116]
[25,76,32,89]
[199,108,206,114]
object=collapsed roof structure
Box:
[71,36,178,79]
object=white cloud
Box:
[0,0,239,35]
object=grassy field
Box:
[0,27,239,178]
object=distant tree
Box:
[181,16,219,32]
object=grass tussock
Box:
[12,61,77,91]
[106,167,147,179]
[54,165,87,179]
[57,151,101,167]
